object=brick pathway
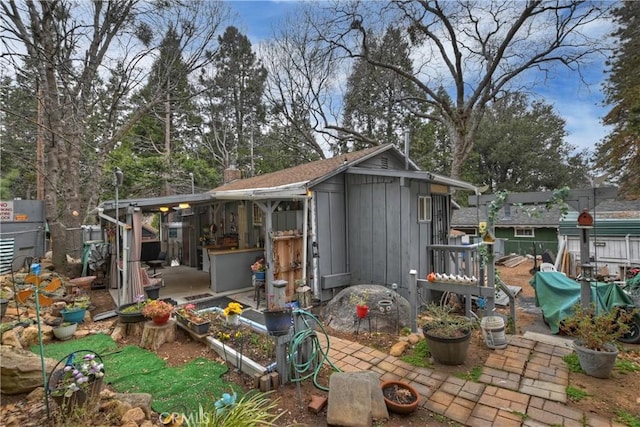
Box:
[321,335,623,426]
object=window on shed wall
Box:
[514,227,534,237]
[418,195,432,222]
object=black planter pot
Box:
[176,313,211,335]
[144,285,161,300]
[423,329,472,365]
[0,298,8,318]
[264,309,292,336]
[115,303,146,323]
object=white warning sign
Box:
[0,201,14,222]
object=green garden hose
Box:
[288,309,341,391]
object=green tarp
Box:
[529,272,634,334]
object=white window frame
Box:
[514,227,535,238]
[418,195,432,222]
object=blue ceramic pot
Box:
[61,309,86,324]
[254,271,266,280]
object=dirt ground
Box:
[2,262,639,426]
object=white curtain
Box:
[123,209,143,304]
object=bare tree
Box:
[0,0,228,270]
[268,1,610,177]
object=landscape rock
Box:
[407,333,422,344]
[2,329,23,349]
[389,341,409,357]
[114,393,153,418]
[322,285,410,334]
[327,372,372,427]
[0,345,57,394]
[122,407,146,425]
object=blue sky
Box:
[227,0,612,155]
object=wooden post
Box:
[275,332,291,385]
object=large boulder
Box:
[321,285,411,334]
[0,345,57,395]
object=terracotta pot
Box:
[152,312,171,325]
[381,380,420,414]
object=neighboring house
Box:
[451,205,569,257]
[559,199,640,277]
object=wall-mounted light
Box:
[159,207,169,212]
[179,203,190,209]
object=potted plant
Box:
[417,303,477,365]
[350,290,369,319]
[48,352,105,416]
[116,294,147,323]
[251,258,266,281]
[560,303,636,378]
[175,303,211,335]
[141,299,174,325]
[223,301,243,327]
[52,321,78,341]
[380,380,420,414]
[60,302,89,324]
[0,287,13,318]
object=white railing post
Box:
[409,269,417,332]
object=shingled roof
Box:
[211,144,399,193]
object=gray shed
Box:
[210,144,479,301]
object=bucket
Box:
[480,316,507,349]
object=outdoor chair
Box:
[539,262,557,272]
[141,267,163,288]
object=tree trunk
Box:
[140,319,177,351]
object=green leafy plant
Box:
[615,410,640,427]
[566,385,590,402]
[417,303,477,338]
[454,366,483,382]
[400,339,432,368]
[560,304,636,351]
[562,353,583,373]
[349,289,369,307]
[184,390,284,426]
[141,299,173,318]
[615,358,640,374]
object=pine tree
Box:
[597,1,640,198]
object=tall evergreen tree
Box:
[597,1,640,199]
[199,26,267,174]
[340,27,421,153]
[127,27,202,197]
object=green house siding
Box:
[495,227,557,255]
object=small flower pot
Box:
[226,314,240,327]
[176,313,211,335]
[152,313,171,325]
[381,380,420,414]
[52,323,78,341]
[356,304,369,319]
[254,271,266,281]
[61,308,86,324]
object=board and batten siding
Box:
[313,175,349,298]
[345,174,432,297]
